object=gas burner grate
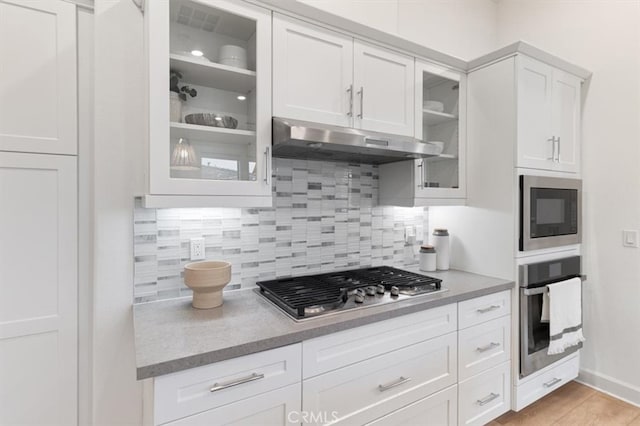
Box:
[257,266,442,319]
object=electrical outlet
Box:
[404,225,416,245]
[190,238,205,260]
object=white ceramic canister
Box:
[419,245,437,272]
[431,228,450,270]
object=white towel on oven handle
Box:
[541,291,550,323]
[547,277,585,355]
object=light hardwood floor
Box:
[491,381,640,425]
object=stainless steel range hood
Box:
[272,117,443,164]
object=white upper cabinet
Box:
[273,15,353,127]
[0,0,77,155]
[517,56,581,173]
[353,41,414,136]
[145,0,272,206]
[551,69,581,172]
[273,15,414,137]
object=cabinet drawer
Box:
[459,315,511,380]
[154,344,301,425]
[303,332,457,426]
[458,361,511,426]
[303,303,457,378]
[164,383,300,426]
[366,385,457,426]
[458,290,511,329]
[515,353,579,411]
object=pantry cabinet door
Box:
[273,14,354,127]
[353,41,414,136]
[0,0,77,155]
[516,56,554,170]
[0,152,78,426]
[552,70,581,173]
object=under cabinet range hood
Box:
[272,117,443,164]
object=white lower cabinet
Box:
[458,315,511,381]
[367,385,458,426]
[165,383,301,426]
[149,291,513,426]
[153,344,301,425]
[302,332,457,425]
[514,352,579,411]
[458,361,511,426]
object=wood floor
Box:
[491,381,640,425]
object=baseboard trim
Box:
[578,368,640,408]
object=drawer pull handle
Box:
[543,377,562,388]
[210,372,265,393]
[476,342,501,352]
[477,305,501,314]
[476,393,500,406]
[378,376,411,392]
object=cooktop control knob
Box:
[354,292,365,303]
[376,284,385,294]
[366,286,376,296]
[390,286,400,297]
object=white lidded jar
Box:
[419,245,437,272]
[431,229,450,270]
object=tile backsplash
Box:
[133,158,429,303]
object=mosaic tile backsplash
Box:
[134,158,429,303]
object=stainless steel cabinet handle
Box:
[556,136,561,162]
[547,137,556,161]
[210,372,265,393]
[264,147,270,184]
[476,342,500,352]
[476,393,500,406]
[476,305,500,314]
[378,376,411,392]
[357,86,364,118]
[543,377,562,388]
[347,85,353,117]
[417,160,425,189]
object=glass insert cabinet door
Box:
[147,0,272,197]
[414,60,466,199]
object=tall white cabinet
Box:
[0,0,77,155]
[0,1,78,424]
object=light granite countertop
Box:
[133,267,514,380]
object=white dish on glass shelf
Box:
[423,100,445,112]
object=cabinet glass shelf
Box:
[170,122,256,146]
[170,54,257,93]
[423,109,458,126]
[426,154,458,162]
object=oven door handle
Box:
[523,275,587,296]
[523,287,547,296]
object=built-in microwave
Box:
[520,175,582,251]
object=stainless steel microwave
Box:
[520,175,582,251]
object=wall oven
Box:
[520,175,581,251]
[519,255,582,378]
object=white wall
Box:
[93,0,145,424]
[498,0,640,404]
[298,0,499,59]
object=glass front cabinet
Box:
[415,60,466,200]
[145,0,272,207]
[379,60,466,206]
